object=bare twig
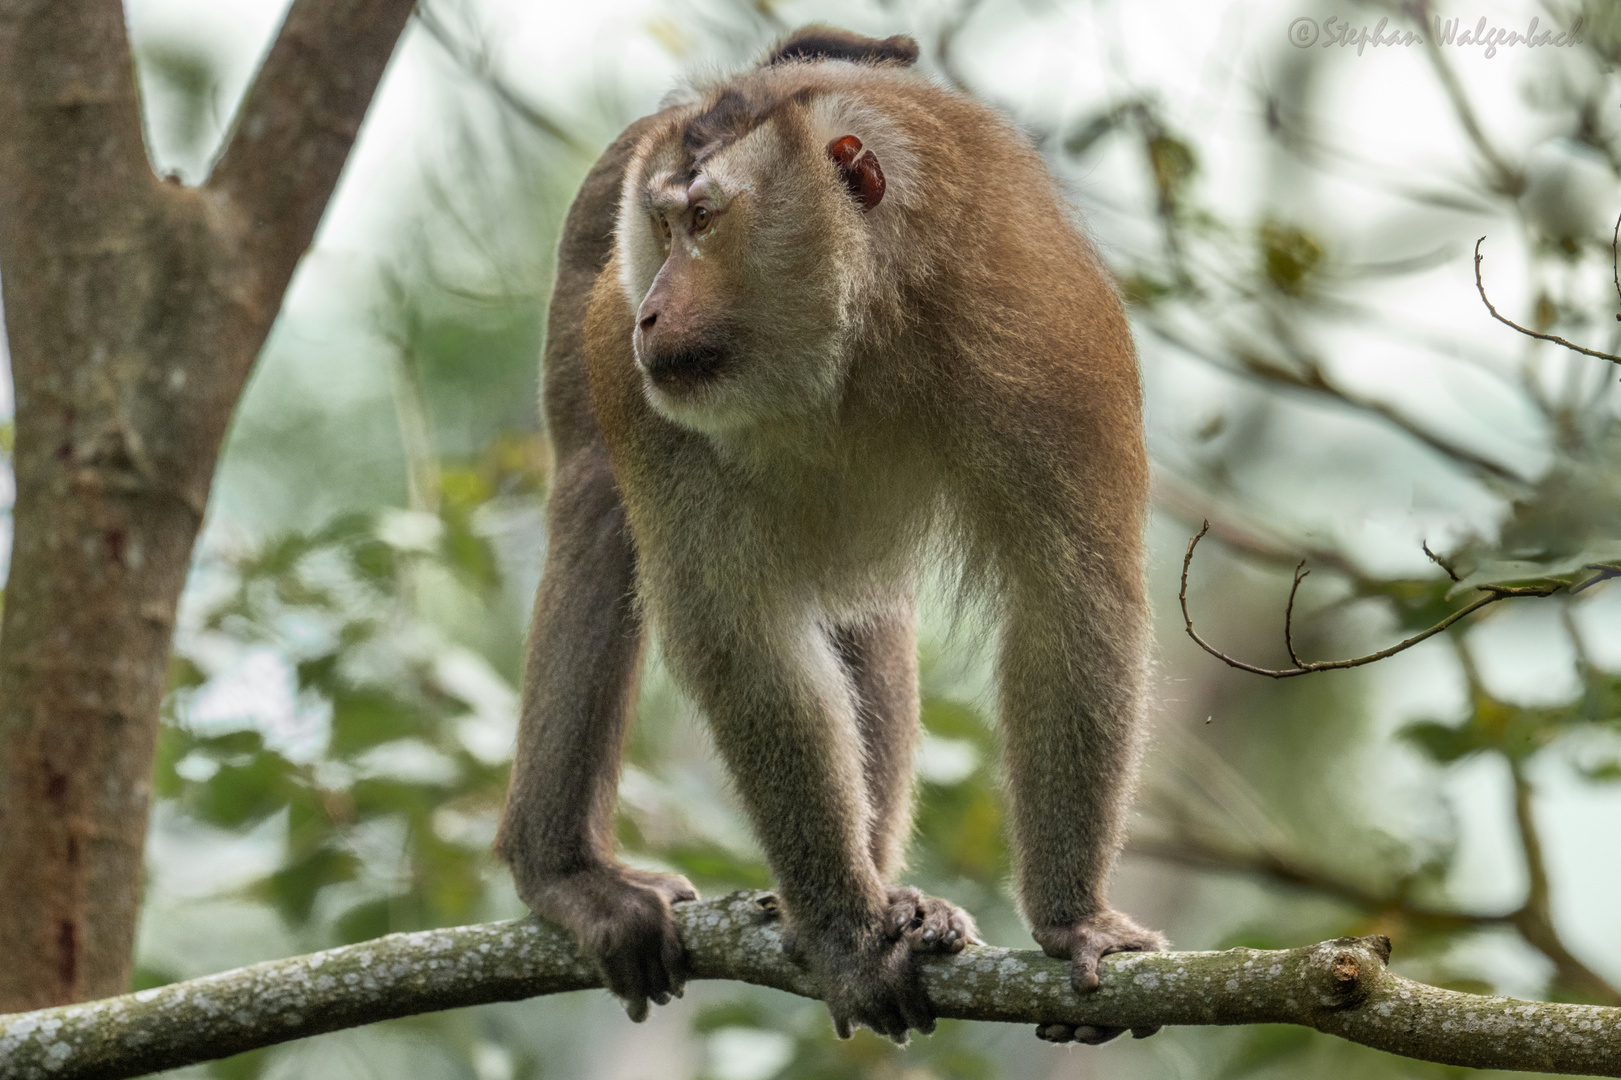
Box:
[1612,212,1621,317]
[1475,238,1621,365]
[2,893,1619,1079]
[1422,541,1461,582]
[1283,561,1309,667]
[1179,522,1564,679]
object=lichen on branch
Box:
[0,892,1617,1080]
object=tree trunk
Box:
[0,0,416,1010]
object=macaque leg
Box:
[663,610,935,1041]
[832,612,978,954]
[996,533,1167,1045]
[493,448,695,1020]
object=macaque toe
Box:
[1035,1021,1128,1044]
[1032,909,1167,1044]
[622,866,699,905]
[885,886,980,954]
[804,916,938,1041]
[518,865,694,1022]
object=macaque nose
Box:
[634,275,677,359]
[636,289,665,342]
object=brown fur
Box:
[497,27,1163,1042]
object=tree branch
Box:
[0,892,1617,1079]
[1474,237,1621,365]
[206,0,417,327]
[1180,521,1564,679]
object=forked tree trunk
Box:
[0,0,415,1010]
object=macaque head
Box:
[616,91,901,434]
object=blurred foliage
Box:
[157,508,514,936]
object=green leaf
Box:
[330,690,424,756]
[1259,221,1324,297]
[351,777,441,816]
[259,846,361,925]
[1400,721,1482,764]
[1149,135,1198,200]
[189,747,295,828]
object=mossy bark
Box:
[1,892,1615,1080]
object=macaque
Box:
[495,26,1165,1044]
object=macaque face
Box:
[618,118,870,434]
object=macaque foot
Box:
[1031,909,1167,1045]
[516,864,698,1022]
[885,886,981,954]
[783,915,937,1043]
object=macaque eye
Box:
[656,217,672,243]
[692,205,711,232]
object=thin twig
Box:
[1422,540,1461,582]
[1612,212,1621,318]
[1284,561,1309,667]
[1475,238,1621,364]
[1180,521,1564,679]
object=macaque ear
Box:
[826,135,885,211]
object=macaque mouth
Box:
[643,345,729,391]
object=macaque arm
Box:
[493,446,642,885]
[495,114,657,886]
[495,114,698,1020]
